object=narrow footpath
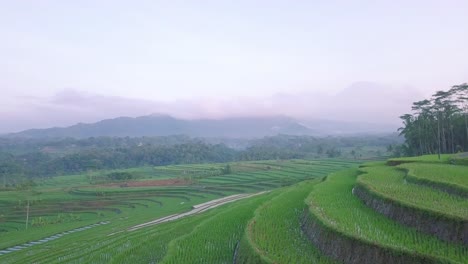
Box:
[125,191,268,232]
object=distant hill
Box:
[301,119,398,135]
[5,115,315,139]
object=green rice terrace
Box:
[0,155,467,263]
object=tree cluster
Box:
[398,84,468,157]
[0,142,237,187]
[0,133,402,186]
[106,171,134,181]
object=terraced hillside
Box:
[0,159,357,263]
[236,179,334,264]
[302,155,468,264]
[1,155,465,263]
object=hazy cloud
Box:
[0,82,421,133]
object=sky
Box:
[1,1,468,133]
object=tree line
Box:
[398,83,467,157]
[0,134,401,188]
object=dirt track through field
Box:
[122,191,268,233]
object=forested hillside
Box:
[5,115,313,138]
[0,134,400,187]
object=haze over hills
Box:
[4,114,397,139]
[1,82,413,135]
[4,115,309,138]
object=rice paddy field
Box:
[0,159,358,263]
[1,154,466,263]
[303,154,468,263]
[399,163,468,195]
[242,179,334,264]
[306,169,467,263]
[358,165,468,219]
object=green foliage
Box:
[0,156,23,188]
[398,83,468,156]
[0,142,238,178]
[221,164,232,175]
[0,133,399,179]
[106,172,133,181]
[15,179,37,190]
[31,214,81,227]
[451,153,468,165]
[326,147,341,158]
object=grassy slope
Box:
[2,201,222,263]
[160,193,273,264]
[399,163,468,191]
[0,159,357,262]
[358,166,468,219]
[388,154,453,163]
[247,179,335,264]
[307,169,468,263]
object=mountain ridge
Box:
[4,114,397,139]
[5,115,314,139]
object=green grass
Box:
[160,193,272,264]
[0,159,357,262]
[452,156,468,165]
[0,193,218,250]
[358,165,468,219]
[359,161,387,167]
[246,179,334,264]
[399,163,468,193]
[109,213,213,264]
[307,168,468,263]
[388,154,453,164]
[4,156,466,263]
[0,201,220,263]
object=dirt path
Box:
[122,191,268,232]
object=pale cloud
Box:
[1,1,466,104]
[0,82,421,133]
